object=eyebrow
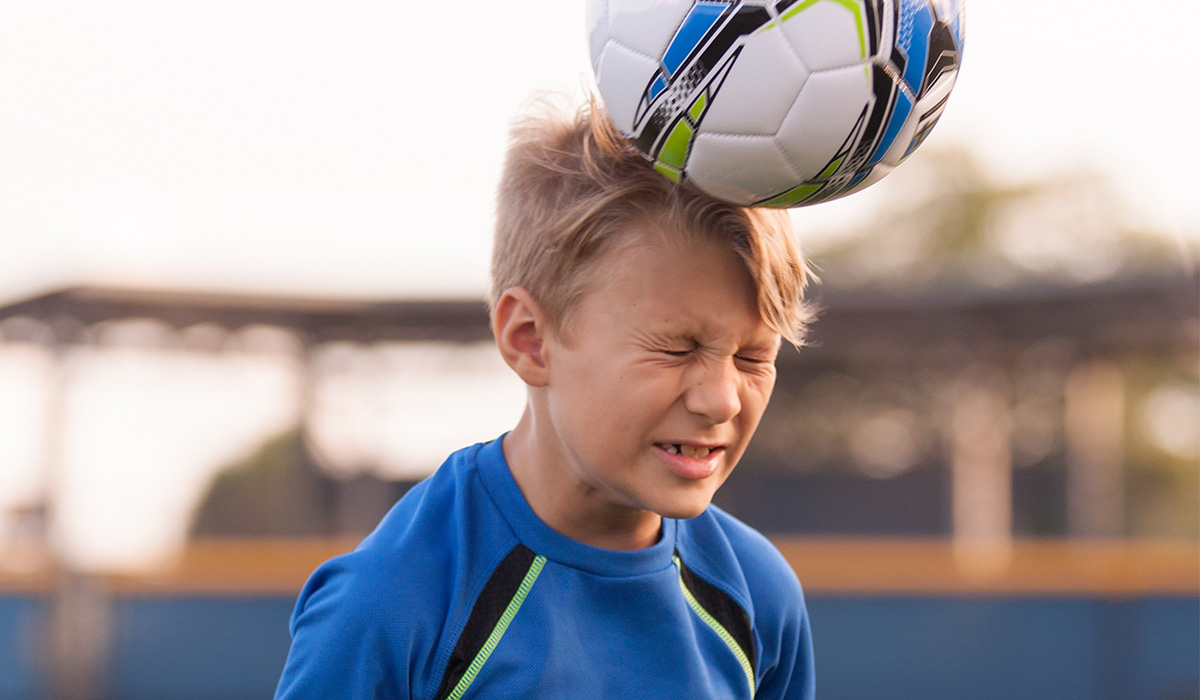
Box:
[644,328,781,354]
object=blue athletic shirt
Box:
[274,437,815,699]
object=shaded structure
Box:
[2,273,1197,541]
[729,271,1199,546]
[797,273,1198,364]
[3,272,1194,356]
[0,286,493,345]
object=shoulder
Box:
[678,505,802,604]
[677,506,814,700]
[281,441,521,694]
[288,446,471,632]
[677,507,810,672]
[301,439,516,609]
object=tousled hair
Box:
[490,96,815,346]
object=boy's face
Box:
[537,223,781,526]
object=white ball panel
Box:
[698,27,809,136]
[775,67,872,180]
[595,43,662,132]
[916,68,958,114]
[585,0,610,71]
[603,0,693,62]
[875,0,897,59]
[688,133,799,204]
[779,0,871,71]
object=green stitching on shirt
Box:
[674,555,756,697]
[446,555,547,700]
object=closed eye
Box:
[735,354,769,364]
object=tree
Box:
[806,147,1192,291]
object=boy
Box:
[274,99,816,699]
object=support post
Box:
[948,368,1014,576]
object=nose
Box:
[684,357,741,424]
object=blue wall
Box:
[106,596,295,700]
[1,593,1196,699]
[806,596,1199,700]
[0,596,47,700]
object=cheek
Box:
[740,380,776,426]
[563,364,649,427]
[583,372,682,446]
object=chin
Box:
[652,498,713,521]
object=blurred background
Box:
[1,1,1197,699]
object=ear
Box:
[493,286,551,388]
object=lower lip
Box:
[656,445,724,480]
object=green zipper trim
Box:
[446,555,547,700]
[674,555,756,697]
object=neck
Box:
[503,409,662,551]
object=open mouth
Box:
[658,444,718,459]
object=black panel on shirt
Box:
[677,554,757,675]
[434,544,538,700]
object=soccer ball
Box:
[586,0,966,207]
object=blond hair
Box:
[490,96,815,346]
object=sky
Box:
[1,0,1197,307]
[1,0,1198,571]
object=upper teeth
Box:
[664,444,712,459]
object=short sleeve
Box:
[274,554,405,700]
[752,572,815,700]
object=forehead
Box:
[569,224,775,347]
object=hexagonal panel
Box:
[697,24,810,137]
[778,0,872,72]
[775,66,872,180]
[687,132,800,204]
[586,0,610,70]
[603,0,694,63]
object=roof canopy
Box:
[1,275,1195,363]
